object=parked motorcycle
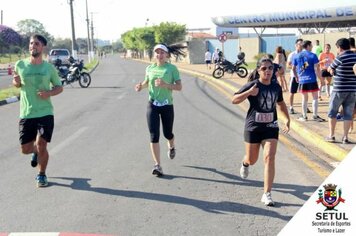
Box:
[212,52,248,79]
[54,57,91,88]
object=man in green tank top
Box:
[13,34,63,187]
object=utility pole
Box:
[68,0,78,59]
[90,12,95,57]
[1,10,3,25]
[85,0,92,62]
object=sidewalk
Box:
[171,62,355,162]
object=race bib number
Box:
[255,112,273,123]
[152,99,169,107]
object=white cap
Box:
[154,44,169,53]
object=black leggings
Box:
[147,102,174,143]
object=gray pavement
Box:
[0,54,325,235]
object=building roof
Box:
[212,5,356,31]
[186,32,215,39]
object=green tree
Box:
[16,19,54,49]
[0,25,22,54]
[52,38,72,51]
[121,30,138,51]
[76,38,88,53]
[112,39,123,52]
[154,22,186,45]
[121,22,186,57]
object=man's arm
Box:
[292,65,298,82]
[12,73,21,88]
[37,86,63,99]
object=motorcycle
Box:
[54,57,91,88]
[212,52,248,79]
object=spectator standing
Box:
[318,44,335,99]
[349,37,356,52]
[212,48,220,64]
[274,46,288,91]
[326,38,356,143]
[349,37,356,133]
[287,38,303,114]
[204,49,212,69]
[292,40,325,122]
[312,39,323,57]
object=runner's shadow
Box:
[182,165,318,201]
[50,177,291,221]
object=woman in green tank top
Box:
[135,43,186,176]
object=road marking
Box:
[2,233,114,236]
[50,127,88,156]
[9,233,59,236]
[117,92,127,100]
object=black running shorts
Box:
[289,77,299,94]
[244,129,279,144]
[298,82,319,93]
[19,115,54,145]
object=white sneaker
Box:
[261,192,275,206]
[240,163,249,179]
[152,164,163,176]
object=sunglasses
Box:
[260,66,274,71]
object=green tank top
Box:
[15,59,62,118]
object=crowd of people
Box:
[285,37,356,144]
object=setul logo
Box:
[316,183,345,211]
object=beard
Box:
[30,49,41,58]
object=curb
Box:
[0,96,20,106]
[0,233,115,236]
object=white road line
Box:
[9,233,59,236]
[50,127,88,155]
[117,92,127,100]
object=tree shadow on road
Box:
[50,176,292,221]
[181,166,318,202]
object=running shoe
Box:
[312,115,326,122]
[325,136,335,143]
[297,115,308,121]
[261,192,275,206]
[342,137,351,144]
[289,107,296,114]
[167,147,176,160]
[31,153,38,168]
[240,163,249,179]
[36,174,48,187]
[152,164,163,176]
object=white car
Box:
[48,49,71,65]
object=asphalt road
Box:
[0,54,324,235]
[0,71,12,90]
